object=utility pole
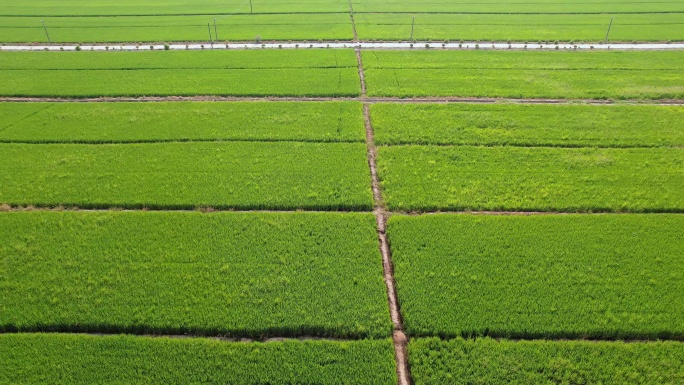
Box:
[410,16,415,41]
[250,0,253,14]
[604,17,614,44]
[41,20,51,43]
[208,23,213,44]
[214,18,218,41]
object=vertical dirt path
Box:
[362,102,411,385]
[348,0,358,42]
[355,48,367,97]
[356,38,409,384]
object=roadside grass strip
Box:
[362,50,684,99]
[351,0,684,13]
[377,146,684,212]
[0,142,372,210]
[0,211,391,338]
[0,334,396,385]
[0,50,360,97]
[0,14,353,43]
[355,13,684,42]
[409,337,684,385]
[0,102,365,144]
[0,0,351,16]
[371,103,684,148]
[388,214,684,340]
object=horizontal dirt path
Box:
[1,41,683,51]
[1,96,683,105]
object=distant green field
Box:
[0,51,360,97]
[352,0,684,13]
[1,0,681,44]
[389,214,684,339]
[363,50,684,99]
[378,146,684,212]
[409,338,684,385]
[0,334,396,385]
[1,12,680,43]
[3,0,682,16]
[372,103,684,147]
[0,102,365,143]
[356,13,684,42]
[0,0,350,16]
[0,14,353,43]
[0,142,372,210]
[0,211,390,337]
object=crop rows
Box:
[0,334,396,385]
[388,214,684,340]
[351,0,684,14]
[2,39,684,384]
[362,50,684,99]
[0,101,365,143]
[0,0,351,16]
[0,211,391,338]
[1,50,682,99]
[1,0,681,43]
[409,338,684,384]
[355,13,684,42]
[4,0,682,16]
[0,14,354,43]
[0,141,372,210]
[378,145,684,213]
[372,103,684,148]
[3,13,681,43]
[3,101,683,213]
[0,50,360,97]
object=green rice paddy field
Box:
[0,50,361,97]
[1,4,684,383]
[1,98,683,382]
[362,50,684,99]
[0,334,397,385]
[0,50,683,99]
[1,211,390,338]
[0,0,682,43]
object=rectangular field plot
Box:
[0,0,350,16]
[0,211,391,338]
[0,50,360,97]
[351,0,684,13]
[356,13,684,42]
[0,142,372,210]
[388,214,684,339]
[0,334,396,385]
[371,103,684,147]
[362,50,684,99]
[377,146,684,212]
[409,338,684,385]
[0,14,353,43]
[0,102,365,143]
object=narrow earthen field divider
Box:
[3,205,683,216]
[348,0,358,42]
[362,101,411,385]
[1,96,683,105]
